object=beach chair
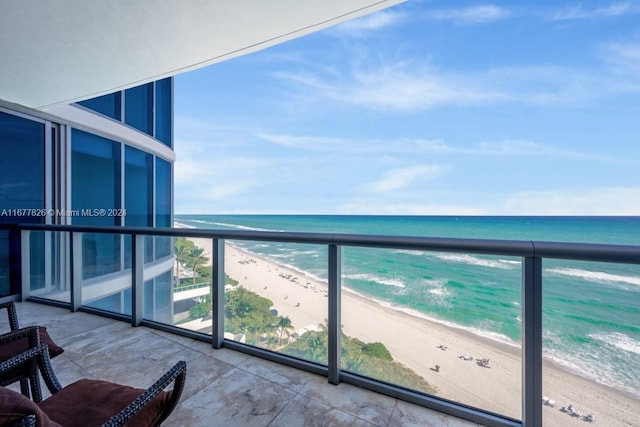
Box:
[0,343,187,426]
[0,302,64,397]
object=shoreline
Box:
[176,225,639,425]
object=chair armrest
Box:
[0,344,63,400]
[0,326,40,348]
[5,414,36,427]
[102,360,187,427]
[0,301,20,330]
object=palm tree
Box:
[189,247,209,284]
[174,237,194,286]
[276,316,294,345]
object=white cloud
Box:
[498,187,640,215]
[470,140,619,161]
[361,165,451,193]
[427,5,509,25]
[341,201,485,215]
[330,10,404,37]
[602,42,640,78]
[257,133,347,150]
[551,2,640,20]
[275,56,636,112]
[339,187,640,216]
[274,62,509,112]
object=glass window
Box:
[0,111,45,224]
[125,147,153,264]
[155,158,172,228]
[0,111,46,296]
[155,78,172,147]
[155,158,172,258]
[125,147,153,227]
[71,129,122,278]
[77,92,122,120]
[0,231,9,296]
[125,83,153,135]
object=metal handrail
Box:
[12,223,640,427]
[17,223,640,264]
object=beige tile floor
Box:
[11,302,483,427]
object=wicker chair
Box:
[0,343,187,426]
[0,302,64,398]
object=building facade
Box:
[0,78,175,322]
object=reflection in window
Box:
[77,92,122,120]
[125,83,153,135]
[71,129,122,278]
[0,111,45,295]
[155,158,172,258]
[155,78,173,147]
[0,111,45,223]
[125,146,153,264]
[125,147,153,227]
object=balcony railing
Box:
[6,223,640,427]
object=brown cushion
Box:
[0,326,64,360]
[35,327,64,358]
[40,379,171,427]
[0,386,62,427]
[0,327,64,387]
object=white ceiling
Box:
[0,0,402,110]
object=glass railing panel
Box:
[224,240,328,363]
[541,259,640,426]
[82,233,131,315]
[27,230,70,303]
[0,229,10,296]
[170,236,213,333]
[340,247,522,420]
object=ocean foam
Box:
[546,267,640,287]
[177,218,281,232]
[436,254,514,269]
[391,249,425,256]
[344,273,405,288]
[589,332,640,355]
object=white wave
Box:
[391,249,425,256]
[498,259,521,265]
[345,273,405,288]
[436,254,514,269]
[176,218,281,232]
[543,344,640,399]
[379,301,517,346]
[589,332,640,355]
[546,268,640,286]
[173,222,195,229]
[290,250,320,256]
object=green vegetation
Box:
[284,325,436,395]
[174,237,209,285]
[182,268,436,395]
[362,342,393,361]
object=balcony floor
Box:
[12,302,481,427]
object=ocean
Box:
[174,215,640,398]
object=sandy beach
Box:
[181,232,639,426]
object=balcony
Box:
[3,223,639,426]
[11,301,476,426]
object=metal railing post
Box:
[70,232,83,312]
[328,244,342,385]
[212,238,225,349]
[131,234,144,326]
[522,256,543,427]
[20,230,30,301]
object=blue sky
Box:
[174,1,640,215]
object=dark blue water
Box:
[175,215,640,397]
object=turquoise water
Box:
[175,215,640,397]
